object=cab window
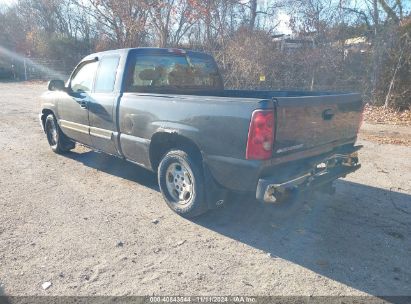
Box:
[125,52,222,93]
[70,61,99,93]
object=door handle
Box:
[80,101,88,109]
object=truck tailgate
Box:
[274,93,363,155]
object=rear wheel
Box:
[44,114,74,154]
[158,150,208,218]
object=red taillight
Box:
[246,110,275,160]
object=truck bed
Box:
[119,89,363,193]
[135,88,363,158]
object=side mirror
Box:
[48,80,65,91]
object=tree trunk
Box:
[160,31,168,48]
[384,45,404,108]
[249,0,257,29]
[371,0,380,103]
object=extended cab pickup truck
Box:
[40,47,363,218]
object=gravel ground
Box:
[0,82,410,296]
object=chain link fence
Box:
[0,56,73,81]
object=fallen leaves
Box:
[363,104,411,126]
[359,133,411,146]
[360,106,411,146]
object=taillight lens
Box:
[246,110,275,160]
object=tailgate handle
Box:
[322,109,335,120]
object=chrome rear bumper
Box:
[256,153,361,203]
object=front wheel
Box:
[158,150,208,218]
[44,114,74,154]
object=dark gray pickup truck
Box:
[40,47,363,217]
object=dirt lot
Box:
[0,82,410,296]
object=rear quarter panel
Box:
[118,93,261,168]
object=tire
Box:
[44,114,74,154]
[158,150,208,218]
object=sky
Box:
[0,0,16,7]
[276,10,293,35]
[0,0,15,4]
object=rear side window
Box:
[125,52,222,93]
[95,56,120,93]
[70,61,99,93]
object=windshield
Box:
[125,52,223,93]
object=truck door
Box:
[88,55,121,155]
[59,60,99,146]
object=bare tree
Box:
[80,0,149,48]
[0,0,410,110]
[148,0,200,47]
[249,0,257,29]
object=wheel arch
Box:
[150,131,229,211]
[149,132,203,172]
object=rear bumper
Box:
[205,143,362,192]
[256,156,361,203]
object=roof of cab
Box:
[82,47,211,61]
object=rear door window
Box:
[95,56,120,93]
